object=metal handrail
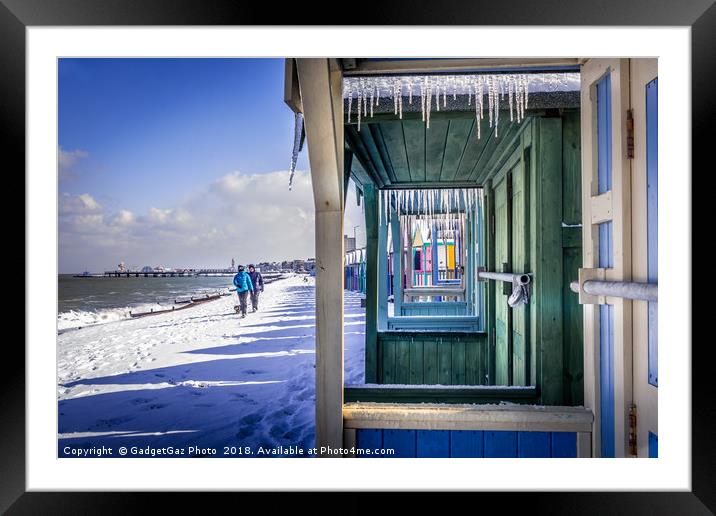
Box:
[478,271,531,285]
[570,280,657,303]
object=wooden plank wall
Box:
[377,331,489,386]
[561,110,585,406]
[400,302,468,316]
[480,111,582,406]
[355,429,578,457]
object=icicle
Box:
[509,77,514,122]
[435,79,440,112]
[370,84,374,118]
[421,78,426,122]
[357,87,362,132]
[288,112,304,190]
[426,79,432,129]
[347,85,352,124]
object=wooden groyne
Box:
[129,292,225,318]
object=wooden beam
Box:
[283,58,302,113]
[344,385,537,404]
[535,117,565,405]
[363,183,379,383]
[378,199,389,331]
[390,195,403,316]
[342,58,581,76]
[343,401,593,433]
[295,58,344,456]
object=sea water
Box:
[57,274,234,331]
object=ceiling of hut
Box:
[344,71,580,190]
[347,115,527,189]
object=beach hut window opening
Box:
[343,72,580,136]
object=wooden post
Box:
[390,194,403,317]
[405,216,414,296]
[364,183,379,384]
[295,58,345,456]
[535,116,564,405]
[378,197,389,330]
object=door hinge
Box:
[490,214,495,235]
[626,109,634,159]
[628,404,638,457]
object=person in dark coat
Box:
[247,264,264,312]
[233,265,253,317]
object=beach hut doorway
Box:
[287,57,657,458]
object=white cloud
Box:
[59,192,103,215]
[58,147,88,182]
[59,170,319,272]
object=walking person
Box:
[232,265,253,318]
[247,264,264,312]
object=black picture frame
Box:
[4,0,713,512]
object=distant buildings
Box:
[344,235,356,253]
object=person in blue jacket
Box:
[233,264,253,318]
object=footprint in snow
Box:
[142,403,168,411]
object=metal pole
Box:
[478,271,531,285]
[569,280,657,303]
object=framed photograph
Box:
[6,0,713,511]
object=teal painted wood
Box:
[440,119,474,182]
[364,184,379,383]
[383,429,417,457]
[399,302,468,316]
[356,126,391,185]
[387,315,480,331]
[425,119,450,182]
[380,121,412,182]
[535,117,565,405]
[376,331,489,386]
[455,119,492,181]
[390,199,403,316]
[417,430,450,457]
[409,337,424,384]
[354,429,576,457]
[402,121,426,182]
[395,339,410,384]
[378,201,389,331]
[518,431,551,457]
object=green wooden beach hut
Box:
[286,58,658,458]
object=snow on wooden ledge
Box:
[343,401,593,433]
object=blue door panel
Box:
[648,431,658,458]
[485,431,518,458]
[416,430,450,457]
[383,429,416,458]
[551,432,578,458]
[646,77,658,387]
[450,430,484,457]
[518,431,551,458]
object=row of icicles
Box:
[380,188,481,229]
[344,74,531,138]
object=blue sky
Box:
[58,58,365,273]
[60,58,308,213]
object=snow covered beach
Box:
[58,275,365,457]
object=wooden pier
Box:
[104,268,240,278]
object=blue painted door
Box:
[596,71,615,458]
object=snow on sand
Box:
[58,275,365,457]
